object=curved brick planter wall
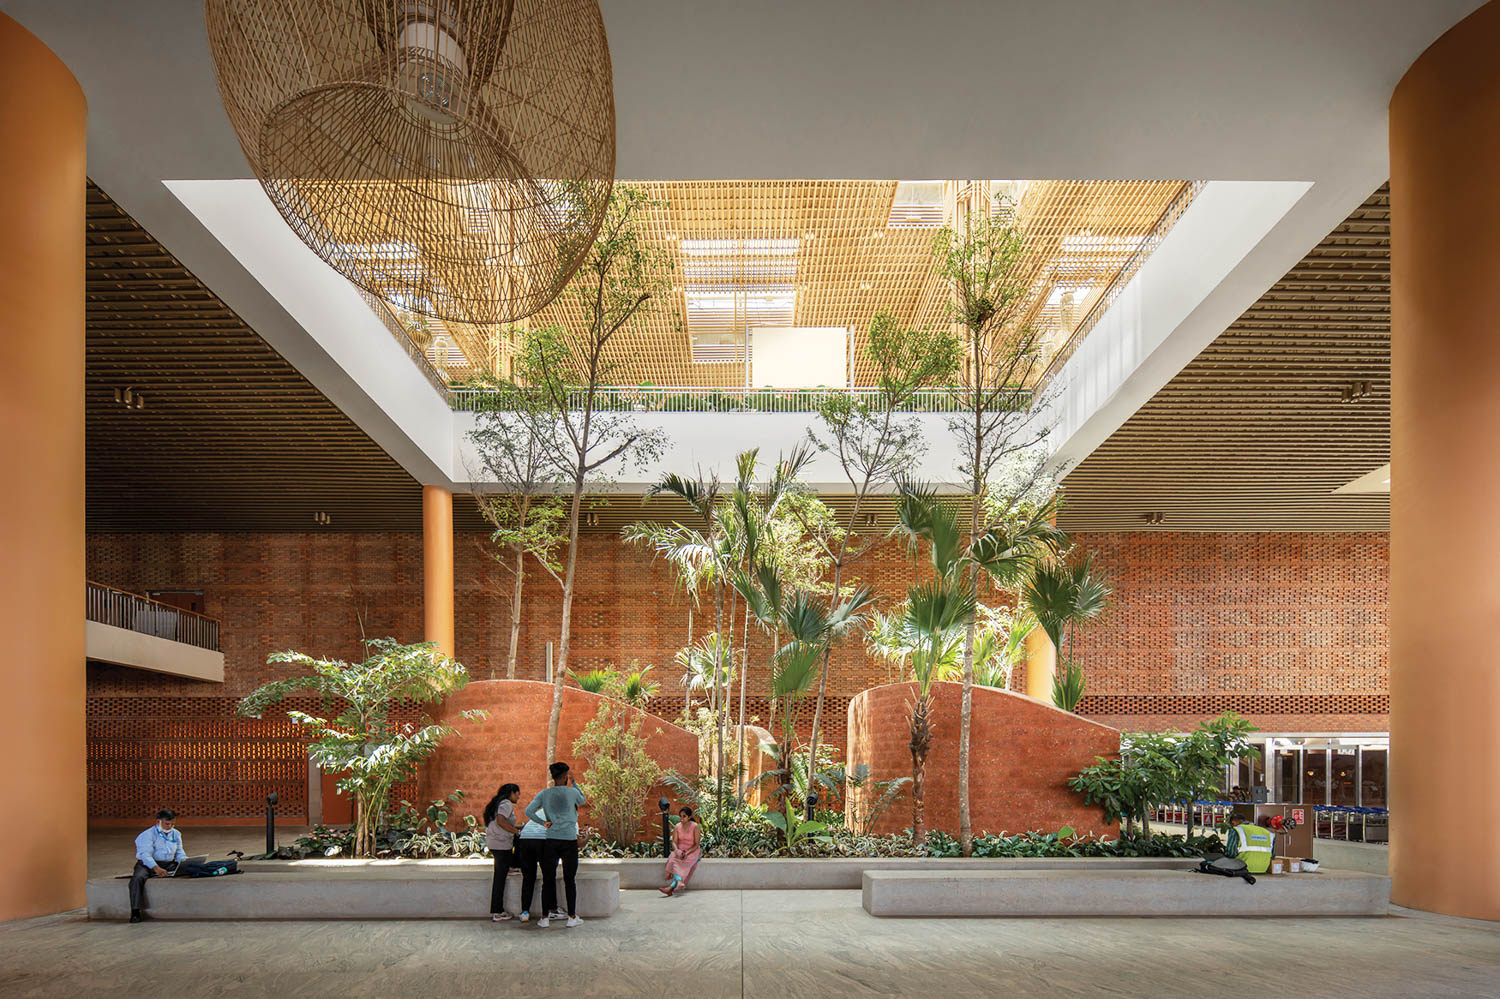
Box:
[419,680,698,839]
[847,681,1120,838]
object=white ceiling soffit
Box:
[1334,464,1392,494]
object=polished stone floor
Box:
[2,889,1497,999]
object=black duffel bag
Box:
[177,858,239,878]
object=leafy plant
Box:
[1052,659,1088,712]
[573,668,612,694]
[237,638,482,857]
[839,762,912,837]
[1070,713,1258,837]
[764,797,833,855]
[1025,551,1112,710]
[572,674,664,846]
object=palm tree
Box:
[749,588,877,816]
[674,633,733,714]
[874,487,1063,843]
[724,445,813,785]
[1023,552,1112,710]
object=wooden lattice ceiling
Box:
[85,181,423,532]
[403,179,1189,386]
[1059,186,1391,532]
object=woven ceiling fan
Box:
[204,0,615,325]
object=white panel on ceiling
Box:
[750,326,848,388]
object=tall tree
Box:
[467,377,568,678]
[636,464,732,825]
[525,184,673,777]
[868,489,1059,841]
[932,192,1058,855]
[801,312,959,788]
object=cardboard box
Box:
[1272,856,1302,875]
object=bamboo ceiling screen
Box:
[381,179,1189,386]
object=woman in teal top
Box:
[523,761,588,926]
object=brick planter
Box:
[419,679,698,839]
[846,681,1120,838]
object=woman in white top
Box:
[484,783,522,921]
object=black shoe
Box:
[129,910,142,923]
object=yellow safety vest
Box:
[1231,823,1274,873]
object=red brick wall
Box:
[847,681,1120,837]
[1068,532,1389,732]
[84,528,1389,821]
[418,679,698,840]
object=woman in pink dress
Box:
[660,807,701,896]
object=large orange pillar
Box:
[0,14,86,921]
[1389,0,1500,921]
[1023,628,1056,702]
[422,484,455,657]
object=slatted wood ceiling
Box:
[1058,186,1391,532]
[404,179,1188,386]
[85,181,424,532]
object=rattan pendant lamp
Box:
[204,0,615,325]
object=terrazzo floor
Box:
[3,888,1497,999]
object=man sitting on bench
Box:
[129,808,186,923]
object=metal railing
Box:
[1037,179,1206,389]
[448,384,1031,414]
[86,581,220,653]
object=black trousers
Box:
[542,839,579,917]
[128,860,176,911]
[516,839,546,915]
[488,847,514,914]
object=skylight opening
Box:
[887,180,945,227]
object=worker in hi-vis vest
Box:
[1224,813,1274,873]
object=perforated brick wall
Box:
[85,529,1388,821]
[1066,531,1389,731]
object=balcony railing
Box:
[86,581,220,653]
[448,385,1031,415]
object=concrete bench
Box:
[861,868,1391,917]
[86,868,619,921]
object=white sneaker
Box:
[536,916,549,928]
[491,912,512,922]
[518,912,529,923]
[566,916,582,928]
[549,909,567,919]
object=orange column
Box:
[1389,0,1500,921]
[1023,628,1056,703]
[0,14,86,921]
[422,484,455,657]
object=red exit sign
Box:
[1292,808,1306,824]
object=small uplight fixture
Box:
[1339,381,1373,403]
[584,511,600,528]
[859,281,873,291]
[859,512,878,529]
[113,385,145,410]
[313,511,332,526]
[1142,511,1165,526]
